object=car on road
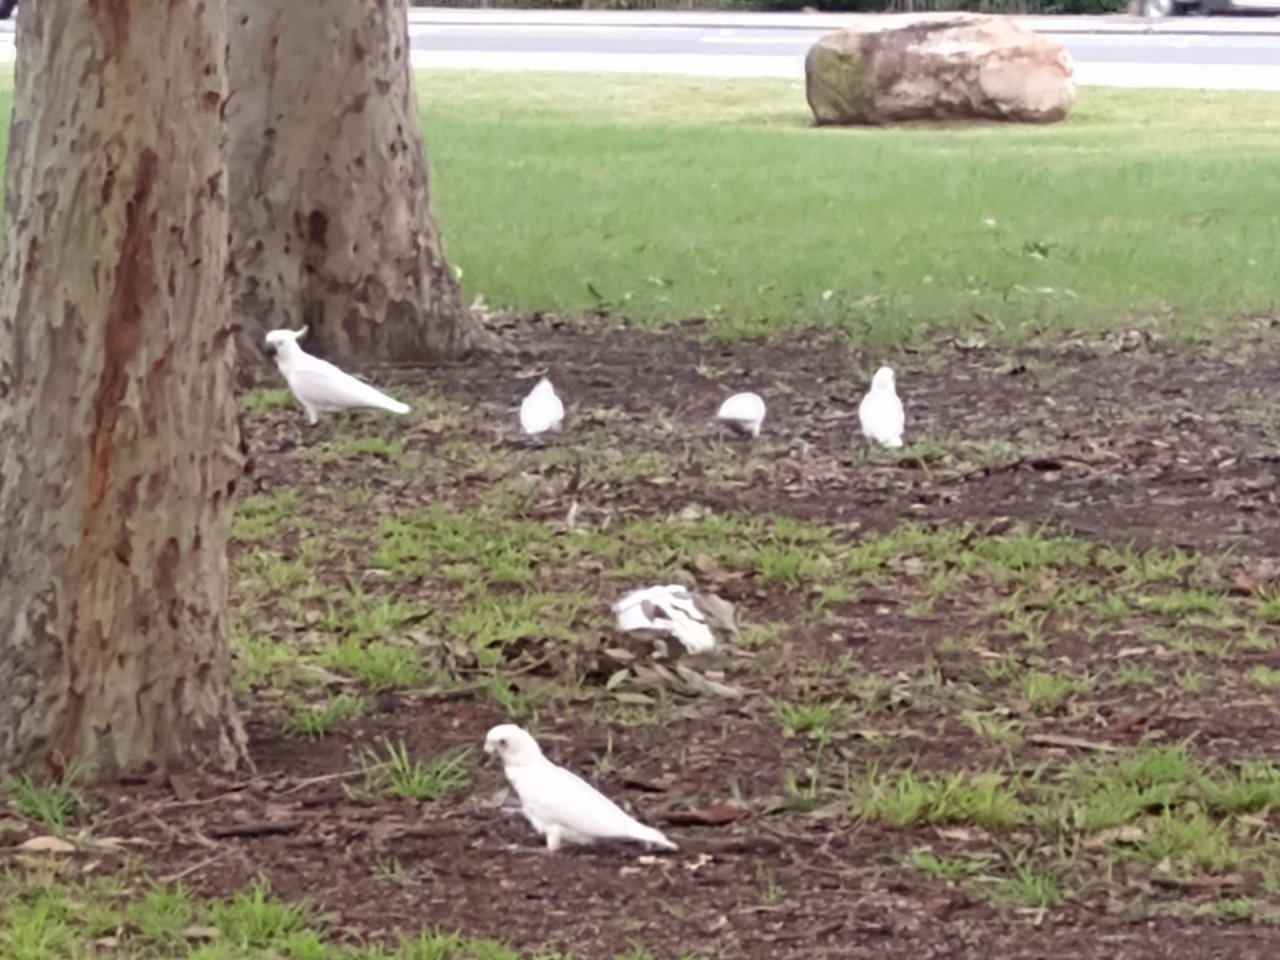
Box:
[1143,0,1280,15]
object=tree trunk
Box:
[0,0,249,779]
[228,0,483,369]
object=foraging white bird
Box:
[858,366,905,449]
[263,327,409,425]
[715,391,766,438]
[519,377,565,439]
[484,724,678,853]
[613,585,717,655]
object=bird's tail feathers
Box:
[668,612,716,655]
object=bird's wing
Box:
[614,585,691,634]
[613,584,680,615]
[888,395,906,434]
[719,394,763,423]
[860,393,901,441]
[289,360,406,414]
[652,591,717,654]
[520,395,549,432]
[520,761,653,842]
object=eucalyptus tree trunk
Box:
[228,0,481,368]
[0,0,248,779]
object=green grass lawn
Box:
[420,72,1280,345]
[0,72,1273,346]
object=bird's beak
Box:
[264,343,277,358]
[483,741,496,756]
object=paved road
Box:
[399,11,1280,90]
[0,12,1276,90]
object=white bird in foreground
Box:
[613,584,717,655]
[519,376,565,439]
[264,327,409,425]
[715,391,766,438]
[484,724,678,853]
[858,366,905,449]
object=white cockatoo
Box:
[263,327,409,425]
[715,391,766,438]
[613,585,717,655]
[519,377,565,439]
[484,724,678,853]
[858,366,905,449]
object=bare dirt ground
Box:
[39,316,1280,958]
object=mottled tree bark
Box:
[228,0,482,368]
[0,0,249,779]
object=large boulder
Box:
[805,14,1075,126]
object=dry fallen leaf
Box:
[1082,824,1145,849]
[1233,570,1264,596]
[666,802,752,826]
[692,552,719,575]
[17,835,76,854]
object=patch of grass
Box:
[1177,668,1206,694]
[776,701,839,741]
[1142,588,1228,618]
[907,850,981,882]
[329,435,407,461]
[1131,811,1243,872]
[0,864,543,959]
[1253,593,1280,623]
[449,588,595,666]
[232,631,301,692]
[235,548,314,596]
[1215,896,1257,923]
[961,711,1023,750]
[240,387,296,417]
[853,770,1024,830]
[283,693,367,740]
[1114,662,1156,689]
[320,639,425,692]
[1021,669,1089,713]
[207,882,315,949]
[374,506,550,583]
[1249,665,1280,690]
[328,589,427,643]
[4,763,90,834]
[1240,627,1277,652]
[233,490,305,545]
[423,72,1280,346]
[754,541,829,587]
[991,862,1063,913]
[356,738,471,803]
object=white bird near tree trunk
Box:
[716,391,766,438]
[519,376,565,439]
[858,366,905,448]
[484,724,678,853]
[264,327,409,425]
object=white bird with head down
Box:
[519,377,565,439]
[715,391,766,438]
[484,724,677,853]
[858,366,905,449]
[263,327,410,425]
